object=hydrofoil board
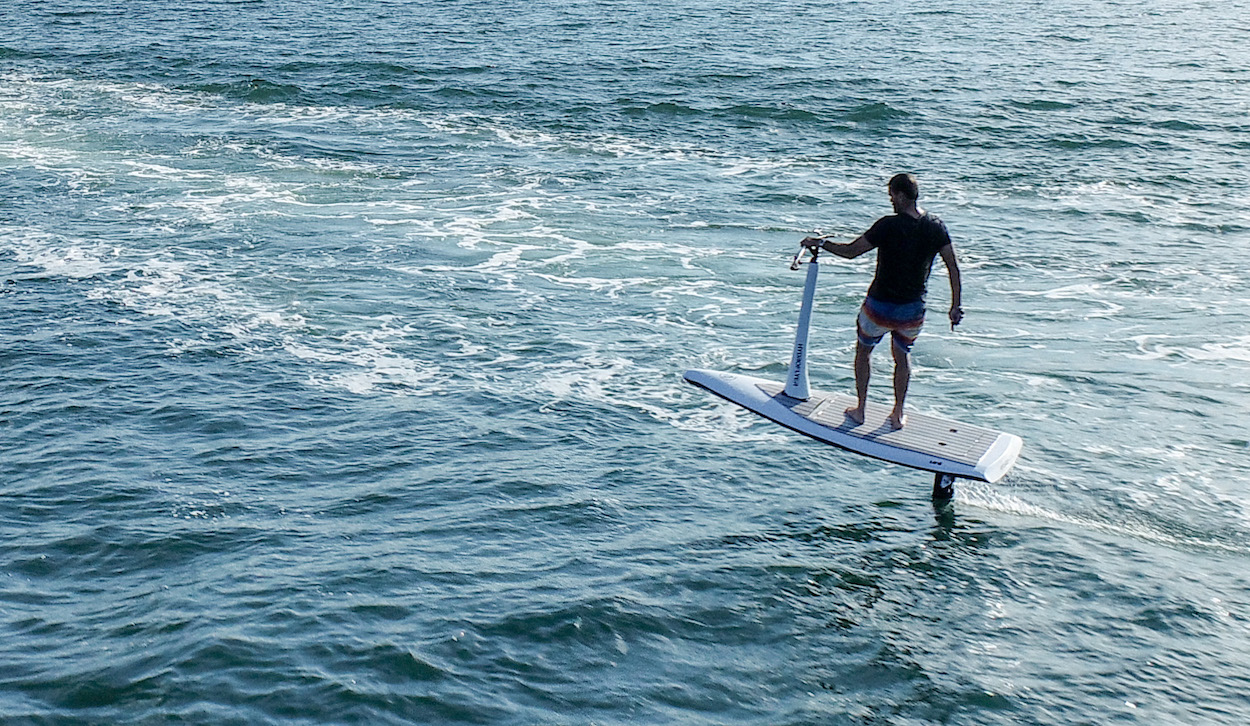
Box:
[684,368,1021,482]
[683,245,1022,486]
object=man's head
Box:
[888,173,919,214]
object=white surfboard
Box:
[684,246,1022,485]
[683,368,1021,482]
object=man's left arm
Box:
[939,243,964,328]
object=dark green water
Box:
[3,0,1249,723]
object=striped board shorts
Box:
[856,296,925,353]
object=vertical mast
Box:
[784,249,819,400]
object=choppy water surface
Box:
[3,0,1249,723]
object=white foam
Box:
[960,478,1250,555]
[0,225,413,403]
[530,273,652,299]
[1128,334,1250,364]
[446,339,488,358]
[286,333,443,396]
[1191,338,1250,363]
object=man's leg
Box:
[845,341,872,425]
[888,340,911,429]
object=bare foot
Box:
[887,410,907,430]
[844,405,865,425]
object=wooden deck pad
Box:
[756,382,1002,467]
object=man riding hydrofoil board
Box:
[802,173,964,430]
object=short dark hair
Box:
[888,173,919,200]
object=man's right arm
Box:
[802,234,873,259]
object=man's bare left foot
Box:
[844,405,865,425]
[887,411,907,430]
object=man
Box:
[802,173,963,430]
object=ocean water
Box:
[3,0,1249,723]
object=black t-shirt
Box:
[863,213,952,304]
